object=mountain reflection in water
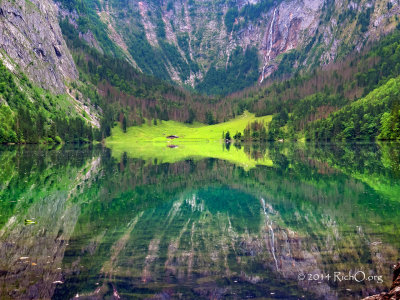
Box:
[0,143,399,299]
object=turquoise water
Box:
[0,143,399,299]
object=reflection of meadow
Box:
[57,143,400,298]
[107,140,274,170]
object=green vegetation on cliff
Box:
[197,46,260,95]
[306,77,400,141]
[0,61,96,144]
[4,1,400,144]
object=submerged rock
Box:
[363,262,400,300]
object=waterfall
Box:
[267,8,277,61]
[260,8,277,83]
[261,198,279,271]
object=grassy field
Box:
[105,112,274,169]
[107,111,273,142]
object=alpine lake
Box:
[0,141,399,299]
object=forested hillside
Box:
[59,18,240,136]
[306,77,400,141]
[0,62,96,144]
[54,0,400,95]
[221,28,400,141]
[2,19,398,144]
[1,0,400,144]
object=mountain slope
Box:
[56,0,400,94]
[306,75,400,140]
[1,0,400,143]
[0,60,98,144]
[0,0,77,93]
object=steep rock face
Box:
[0,0,77,93]
[66,0,400,92]
[258,0,323,81]
[74,0,323,87]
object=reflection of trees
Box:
[242,142,268,161]
[297,142,400,179]
[379,142,400,177]
[240,142,289,170]
[55,144,400,299]
[0,145,101,299]
[1,143,400,299]
[295,142,400,203]
[224,140,231,151]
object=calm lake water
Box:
[0,142,399,299]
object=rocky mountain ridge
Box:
[59,0,400,94]
[0,0,77,94]
[0,0,399,96]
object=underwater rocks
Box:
[363,262,400,300]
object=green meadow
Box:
[108,111,273,142]
[106,112,274,169]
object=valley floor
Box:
[105,112,273,169]
[107,112,272,143]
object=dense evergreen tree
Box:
[378,103,400,140]
[197,47,259,95]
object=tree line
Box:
[0,61,96,144]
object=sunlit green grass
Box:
[107,140,274,170]
[106,112,274,169]
[107,111,273,142]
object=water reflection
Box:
[0,143,399,299]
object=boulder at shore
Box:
[363,262,400,300]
